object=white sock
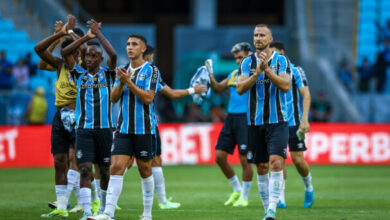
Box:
[123,168,128,175]
[55,185,67,211]
[104,175,124,218]
[268,171,283,212]
[74,175,81,204]
[228,175,242,193]
[65,169,79,205]
[302,172,313,192]
[99,190,107,213]
[91,179,99,202]
[240,181,252,200]
[280,179,286,204]
[152,167,167,204]
[257,174,269,212]
[80,187,92,215]
[141,176,154,217]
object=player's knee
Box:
[110,161,125,175]
[256,163,269,175]
[292,155,304,166]
[215,153,227,164]
[138,161,152,178]
[239,154,249,165]
[269,158,282,171]
[79,165,92,179]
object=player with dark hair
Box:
[208,42,254,207]
[35,15,81,218]
[237,24,291,220]
[61,19,117,220]
[92,34,160,220]
[270,41,314,209]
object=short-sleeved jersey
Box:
[71,64,115,129]
[239,52,291,126]
[286,65,308,126]
[54,63,77,108]
[227,69,249,114]
[115,62,160,135]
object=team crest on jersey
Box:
[247,151,253,160]
[76,150,82,159]
[138,74,146,81]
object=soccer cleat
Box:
[262,213,267,220]
[48,201,57,209]
[277,200,287,208]
[264,209,276,220]
[224,191,241,206]
[41,208,69,218]
[91,200,100,216]
[86,214,114,220]
[139,216,152,220]
[79,213,93,220]
[69,204,84,213]
[159,197,181,209]
[304,190,314,208]
[232,198,248,207]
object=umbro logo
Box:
[140,151,148,157]
[240,144,247,150]
[297,143,304,149]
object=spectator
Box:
[24,86,48,124]
[357,57,373,92]
[0,51,13,90]
[12,58,30,89]
[310,91,332,122]
[337,58,355,93]
[374,39,390,93]
[377,19,390,44]
[24,53,37,76]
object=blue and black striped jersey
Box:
[286,65,308,126]
[71,64,115,129]
[239,51,291,125]
[115,62,160,135]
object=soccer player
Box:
[208,42,253,207]
[93,34,160,220]
[144,45,206,209]
[236,24,291,220]
[270,41,314,208]
[35,15,79,218]
[62,19,117,220]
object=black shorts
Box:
[216,113,249,154]
[112,133,154,160]
[76,128,113,166]
[288,125,307,152]
[247,122,289,164]
[51,110,75,154]
[154,128,162,156]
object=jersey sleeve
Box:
[156,78,167,93]
[144,64,160,92]
[238,56,252,77]
[277,55,291,75]
[294,67,308,89]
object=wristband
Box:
[67,29,74,34]
[187,88,195,95]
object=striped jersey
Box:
[286,65,308,126]
[115,62,160,135]
[239,51,291,126]
[71,64,115,129]
[227,69,249,114]
[153,78,168,127]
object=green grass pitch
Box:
[0,165,389,219]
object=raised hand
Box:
[87,19,101,36]
[86,29,96,39]
[67,14,77,31]
[258,51,269,72]
[194,84,207,94]
[54,21,64,33]
[116,68,130,85]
